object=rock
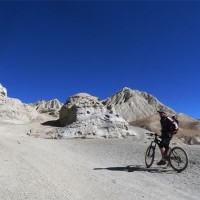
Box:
[180,137,186,143]
[0,95,40,124]
[59,93,101,126]
[58,93,138,139]
[0,83,7,97]
[103,87,175,122]
[31,99,63,117]
[189,137,200,145]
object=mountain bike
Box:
[145,133,188,172]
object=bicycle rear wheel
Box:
[169,147,188,172]
[145,146,155,168]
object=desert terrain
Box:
[0,121,199,200]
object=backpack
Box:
[171,115,179,125]
[171,115,179,134]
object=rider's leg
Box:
[157,136,172,165]
[159,147,165,160]
[157,141,167,165]
[163,148,168,160]
[163,137,172,161]
[158,138,166,159]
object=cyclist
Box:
[157,108,179,165]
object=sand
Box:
[0,122,199,200]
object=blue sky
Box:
[0,1,199,119]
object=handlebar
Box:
[146,132,161,138]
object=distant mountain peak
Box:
[31,99,63,117]
[103,87,175,122]
[121,87,132,91]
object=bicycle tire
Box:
[169,147,188,172]
[145,146,155,168]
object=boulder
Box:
[58,93,138,139]
[189,137,200,145]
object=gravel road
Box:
[0,123,199,200]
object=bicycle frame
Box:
[145,132,188,172]
[149,133,161,148]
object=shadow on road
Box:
[41,119,62,127]
[94,165,174,173]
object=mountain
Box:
[103,87,175,122]
[30,99,63,117]
[103,87,200,144]
[1,84,199,143]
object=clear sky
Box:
[0,1,200,119]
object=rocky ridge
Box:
[0,95,40,124]
[103,87,175,122]
[31,99,63,117]
[0,84,43,124]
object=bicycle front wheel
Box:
[145,146,155,168]
[169,147,188,172]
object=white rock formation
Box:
[31,99,62,117]
[189,137,200,145]
[0,83,7,96]
[58,93,138,139]
[0,95,40,124]
[103,87,175,122]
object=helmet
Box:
[157,108,166,114]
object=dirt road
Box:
[0,123,199,200]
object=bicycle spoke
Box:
[169,147,188,172]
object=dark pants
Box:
[158,135,172,151]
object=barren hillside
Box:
[103,87,175,122]
[130,113,200,144]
